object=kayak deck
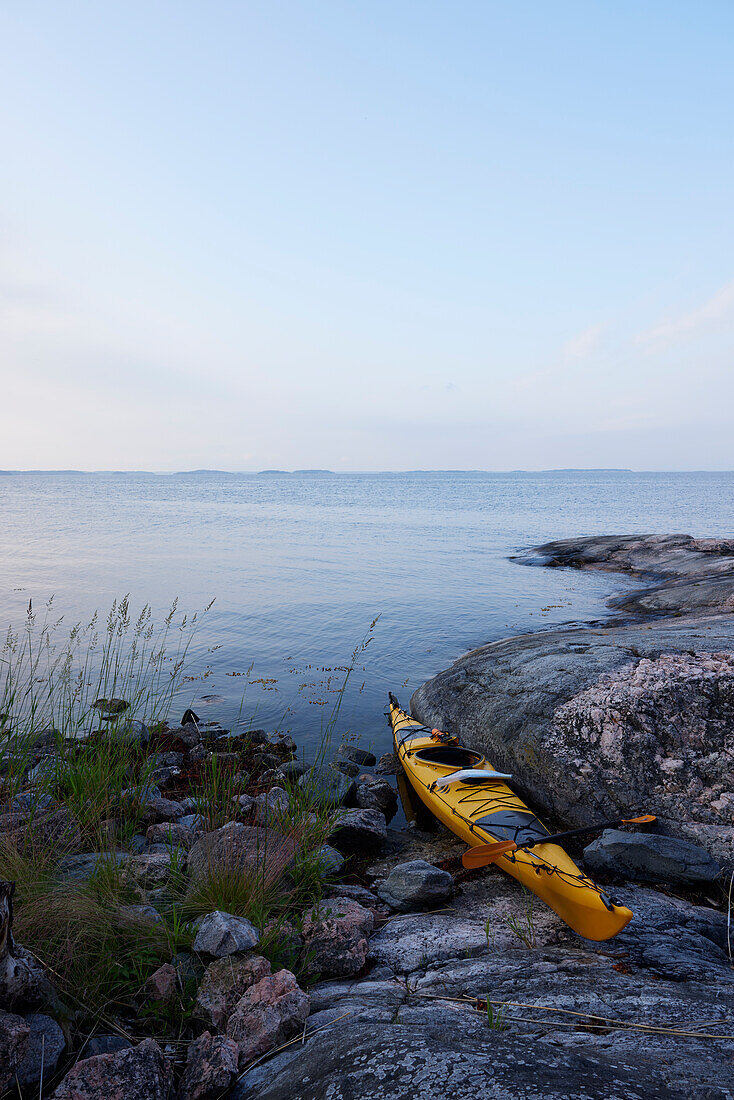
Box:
[390,701,632,941]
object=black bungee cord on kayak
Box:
[389,701,619,910]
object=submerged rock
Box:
[583,829,721,886]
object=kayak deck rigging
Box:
[389,698,633,941]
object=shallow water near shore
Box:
[2,470,733,762]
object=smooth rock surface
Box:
[412,534,734,866]
[583,829,722,886]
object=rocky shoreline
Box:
[2,536,734,1099]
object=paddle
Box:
[462,815,657,869]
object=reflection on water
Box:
[1,470,732,762]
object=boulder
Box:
[177,1031,239,1100]
[59,851,128,884]
[298,765,355,807]
[226,969,309,1067]
[193,911,260,957]
[354,775,398,821]
[15,1012,66,1089]
[53,1037,172,1100]
[0,1009,30,1092]
[377,860,454,911]
[583,830,721,887]
[188,823,296,884]
[328,808,387,853]
[301,900,374,978]
[195,955,271,1030]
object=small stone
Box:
[177,1031,239,1100]
[188,744,209,764]
[177,813,206,833]
[52,1037,172,1100]
[112,719,150,745]
[146,821,194,849]
[298,765,355,807]
[328,808,387,853]
[138,796,185,826]
[253,787,289,826]
[195,955,272,1029]
[226,970,309,1066]
[193,911,260,957]
[377,860,454,912]
[125,852,176,890]
[142,964,178,1005]
[118,903,163,928]
[188,823,296,884]
[333,758,360,777]
[279,759,308,780]
[317,845,344,875]
[233,794,254,814]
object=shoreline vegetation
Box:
[0,601,390,1096]
[1,537,734,1098]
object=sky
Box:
[1,1,733,471]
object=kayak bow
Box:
[389,696,633,941]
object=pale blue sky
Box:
[2,2,733,470]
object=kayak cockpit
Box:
[412,745,483,768]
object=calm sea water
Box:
[1,471,732,761]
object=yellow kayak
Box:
[389,696,632,941]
